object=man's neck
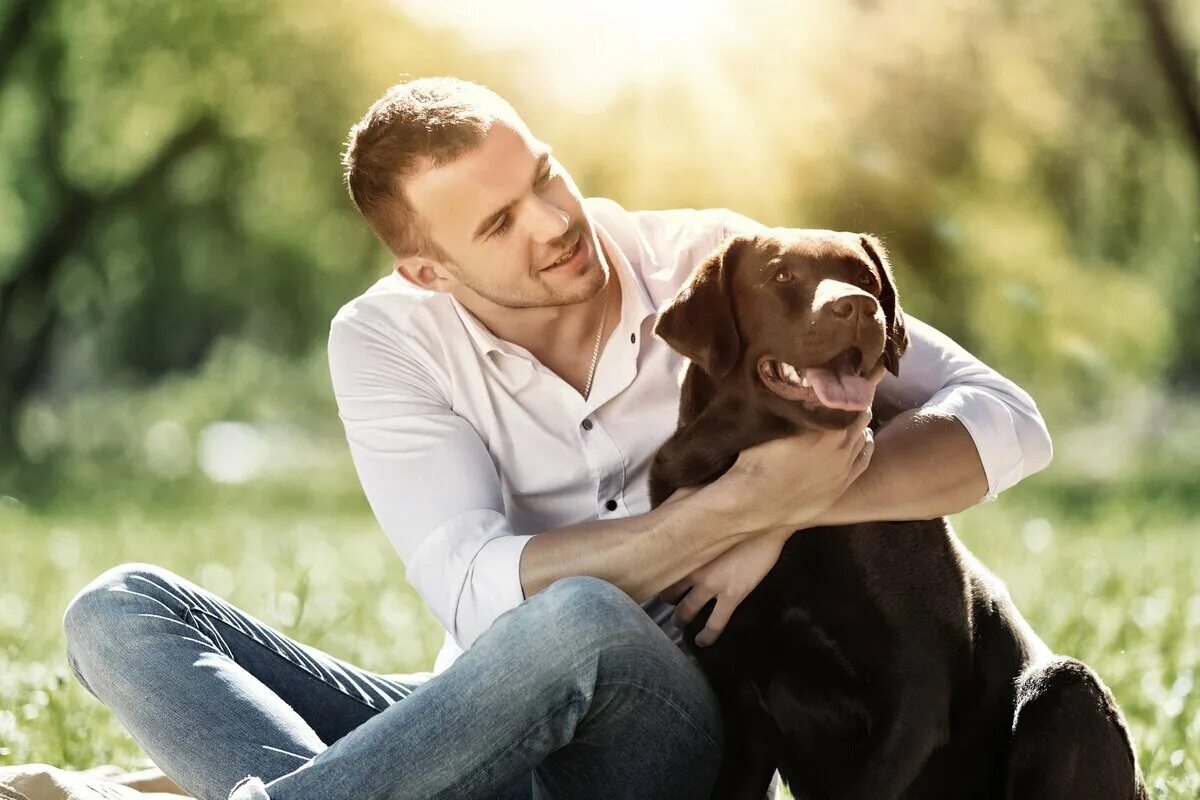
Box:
[456,242,623,364]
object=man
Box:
[63,78,1052,800]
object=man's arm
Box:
[720,315,1052,533]
[689,314,1053,539]
[818,313,1052,526]
[813,410,986,525]
[519,416,871,602]
[518,484,746,604]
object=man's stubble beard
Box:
[450,231,609,310]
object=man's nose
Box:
[527,195,570,241]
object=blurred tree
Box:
[0,0,220,452]
[1132,0,1200,387]
[2,0,1197,463]
[544,0,1193,410]
[0,0,483,456]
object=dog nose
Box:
[828,293,878,321]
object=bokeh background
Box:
[1,0,1198,795]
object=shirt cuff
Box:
[405,509,534,652]
[921,384,1024,503]
[458,529,534,648]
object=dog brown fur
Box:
[648,230,1146,800]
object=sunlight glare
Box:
[396,0,727,107]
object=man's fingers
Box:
[658,578,690,605]
[671,587,714,629]
[695,594,738,648]
[849,431,875,483]
[841,409,873,446]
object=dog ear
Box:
[859,234,909,376]
[653,236,749,380]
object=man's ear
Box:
[653,236,750,380]
[395,256,454,292]
[859,234,909,375]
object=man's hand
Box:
[658,526,793,647]
[708,408,875,533]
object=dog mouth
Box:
[757,347,876,411]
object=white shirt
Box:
[328,198,1053,672]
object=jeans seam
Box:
[594,679,723,754]
[189,606,389,715]
[441,694,582,800]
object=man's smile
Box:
[541,234,587,274]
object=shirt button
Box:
[630,333,636,343]
[605,499,618,511]
[581,418,593,431]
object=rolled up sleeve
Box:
[328,313,532,651]
[878,315,1053,502]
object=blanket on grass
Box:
[0,765,187,800]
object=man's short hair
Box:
[342,77,522,259]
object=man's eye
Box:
[490,215,512,238]
[537,167,554,185]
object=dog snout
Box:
[828,293,878,321]
[813,279,879,325]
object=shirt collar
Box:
[448,216,658,362]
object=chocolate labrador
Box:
[647,231,1146,800]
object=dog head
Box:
[654,229,908,428]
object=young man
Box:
[63,78,1052,800]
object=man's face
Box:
[402,120,606,309]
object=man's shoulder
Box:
[326,273,456,401]
[331,273,446,337]
[328,272,459,370]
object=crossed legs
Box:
[63,564,723,800]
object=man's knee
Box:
[515,576,678,680]
[531,576,650,641]
[63,562,177,661]
[520,579,725,788]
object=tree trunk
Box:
[0,118,219,459]
[1131,0,1200,387]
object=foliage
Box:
[539,0,1199,407]
[2,0,1199,458]
[0,0,486,448]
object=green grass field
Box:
[1,443,1197,797]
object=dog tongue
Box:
[803,366,875,411]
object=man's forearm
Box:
[518,409,984,601]
[813,410,989,526]
[518,484,754,603]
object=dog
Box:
[647,230,1146,800]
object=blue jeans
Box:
[62,564,726,800]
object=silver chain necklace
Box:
[582,281,610,400]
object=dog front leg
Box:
[837,683,951,800]
[710,682,780,800]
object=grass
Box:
[0,352,1196,797]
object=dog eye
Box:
[773,269,793,283]
[857,273,875,289]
